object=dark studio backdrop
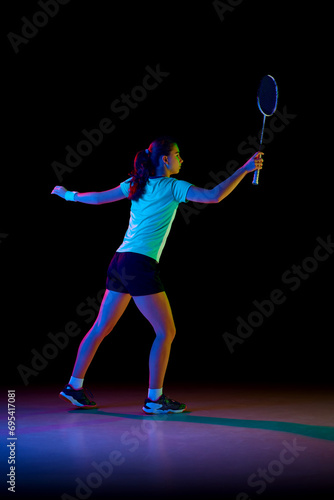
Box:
[2,1,332,391]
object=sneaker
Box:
[142,394,186,414]
[59,384,98,409]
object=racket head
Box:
[257,75,278,116]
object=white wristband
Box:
[65,191,78,202]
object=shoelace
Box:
[162,395,178,405]
[81,387,95,403]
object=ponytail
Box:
[128,149,155,201]
[128,136,176,201]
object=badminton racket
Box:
[252,75,278,185]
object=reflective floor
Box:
[2,383,334,499]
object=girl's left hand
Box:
[51,186,68,199]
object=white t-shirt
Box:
[117,177,193,262]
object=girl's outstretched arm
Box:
[51,185,127,204]
[186,152,263,204]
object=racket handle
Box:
[252,169,260,185]
[252,115,266,186]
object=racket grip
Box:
[252,169,260,185]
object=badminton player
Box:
[51,136,263,413]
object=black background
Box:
[2,1,333,390]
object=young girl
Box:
[51,136,263,414]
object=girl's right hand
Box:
[51,186,68,199]
[243,152,264,173]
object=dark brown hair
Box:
[128,136,176,201]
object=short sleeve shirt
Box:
[117,177,193,262]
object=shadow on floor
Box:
[66,408,334,441]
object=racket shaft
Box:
[252,115,266,185]
[259,114,266,146]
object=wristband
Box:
[65,191,78,202]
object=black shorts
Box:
[106,252,165,296]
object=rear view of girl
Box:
[51,136,263,413]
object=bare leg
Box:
[133,292,176,389]
[71,290,131,379]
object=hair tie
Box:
[145,149,150,154]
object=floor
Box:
[2,383,334,499]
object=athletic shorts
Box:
[106,252,165,296]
